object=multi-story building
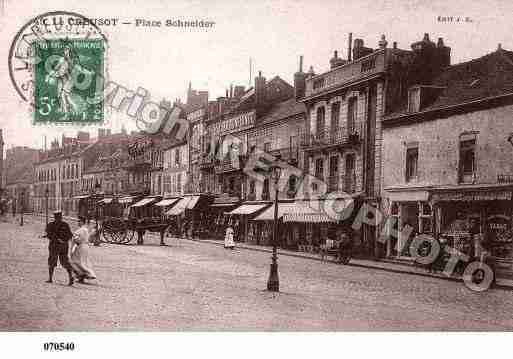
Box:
[300,33,443,256]
[3,145,39,211]
[187,105,207,193]
[199,74,294,199]
[34,132,91,215]
[162,139,188,196]
[381,44,513,281]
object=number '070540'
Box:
[43,342,75,351]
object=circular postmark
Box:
[8,11,109,124]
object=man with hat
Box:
[45,211,74,285]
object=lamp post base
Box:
[267,261,279,292]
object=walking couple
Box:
[45,211,97,285]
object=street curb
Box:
[187,238,463,282]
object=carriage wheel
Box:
[101,219,129,244]
[122,228,136,244]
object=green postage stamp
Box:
[33,39,105,124]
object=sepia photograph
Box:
[0,0,512,356]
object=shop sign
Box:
[432,190,512,202]
[487,214,513,243]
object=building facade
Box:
[381,46,513,280]
[162,140,188,196]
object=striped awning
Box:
[186,195,201,209]
[252,202,310,221]
[227,204,269,215]
[283,213,336,223]
[130,197,159,208]
[98,198,113,205]
[155,198,181,207]
[166,198,188,215]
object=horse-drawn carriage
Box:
[97,194,182,245]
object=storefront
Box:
[226,201,272,244]
[209,195,241,240]
[384,184,513,281]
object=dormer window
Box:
[408,87,421,112]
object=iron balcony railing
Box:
[300,126,362,150]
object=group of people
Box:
[44,211,97,285]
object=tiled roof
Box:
[258,97,306,125]
[387,48,513,118]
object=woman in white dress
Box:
[224,219,235,250]
[70,218,97,283]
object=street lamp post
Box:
[267,163,282,292]
[20,190,24,226]
[45,186,49,226]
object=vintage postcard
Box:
[0,0,512,357]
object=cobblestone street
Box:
[1,216,513,331]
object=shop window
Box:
[459,134,477,183]
[316,106,325,140]
[315,158,324,180]
[347,97,357,135]
[405,146,418,182]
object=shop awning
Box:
[72,195,90,199]
[253,202,311,221]
[228,204,269,215]
[130,197,159,208]
[98,198,113,205]
[186,195,201,209]
[283,213,336,223]
[155,198,181,207]
[386,190,430,202]
[118,196,135,204]
[166,198,188,215]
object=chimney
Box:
[307,65,315,78]
[294,55,307,100]
[254,71,266,109]
[217,96,227,114]
[233,85,245,98]
[378,34,388,49]
[347,32,352,62]
[352,39,373,60]
[230,84,233,98]
[330,50,346,69]
[393,41,397,49]
[225,89,229,98]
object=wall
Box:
[381,104,513,191]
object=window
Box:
[264,142,271,152]
[345,154,356,193]
[331,102,340,133]
[408,87,420,112]
[459,135,476,183]
[175,148,180,166]
[177,173,182,193]
[329,156,339,176]
[405,146,418,182]
[288,175,297,197]
[347,97,357,135]
[249,180,256,194]
[316,107,325,139]
[315,158,324,180]
[262,178,270,200]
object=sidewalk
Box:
[23,213,513,289]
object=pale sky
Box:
[1,0,513,150]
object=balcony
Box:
[301,127,361,152]
[268,147,300,165]
[199,154,215,170]
[305,50,386,98]
[214,157,243,174]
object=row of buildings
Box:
[3,33,513,274]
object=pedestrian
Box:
[224,221,235,250]
[45,211,75,286]
[70,217,97,283]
